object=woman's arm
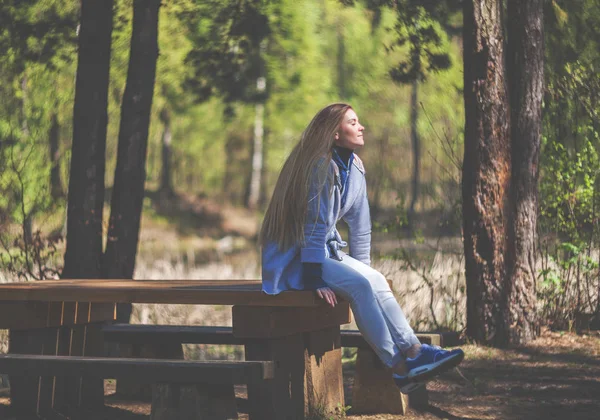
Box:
[343,175,372,266]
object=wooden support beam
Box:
[232,302,351,338]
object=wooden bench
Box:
[102,324,460,414]
[0,280,354,419]
[0,354,274,420]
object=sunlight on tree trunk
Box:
[506,0,544,344]
[408,79,420,226]
[49,113,63,199]
[463,0,543,346]
[247,75,266,210]
[462,0,512,346]
[62,0,113,279]
[104,0,160,322]
[159,108,173,199]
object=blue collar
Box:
[332,146,354,171]
[332,147,354,208]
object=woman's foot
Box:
[393,374,425,394]
[393,344,464,392]
[405,344,464,381]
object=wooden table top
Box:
[0,279,324,307]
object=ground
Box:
[1,329,598,420]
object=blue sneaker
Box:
[405,344,464,382]
[393,374,425,394]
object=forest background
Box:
[0,0,599,341]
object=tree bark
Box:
[104,0,160,322]
[462,0,512,346]
[62,0,113,279]
[49,113,63,199]
[247,100,264,210]
[247,69,267,210]
[408,79,420,226]
[506,0,544,344]
[337,22,346,99]
[159,108,173,199]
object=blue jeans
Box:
[322,252,421,367]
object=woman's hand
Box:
[316,287,338,307]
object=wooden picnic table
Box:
[0,279,351,419]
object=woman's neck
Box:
[333,146,354,165]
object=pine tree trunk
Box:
[408,79,420,226]
[506,0,544,344]
[247,101,264,210]
[104,0,160,322]
[62,0,113,279]
[49,113,63,199]
[462,0,512,346]
[337,23,346,99]
[159,108,173,198]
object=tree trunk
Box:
[62,0,113,279]
[408,79,420,226]
[462,0,512,346]
[49,113,63,199]
[337,22,346,99]
[505,0,544,344]
[159,108,173,199]
[247,101,264,210]
[104,0,160,322]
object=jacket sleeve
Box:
[301,163,334,263]
[343,176,371,266]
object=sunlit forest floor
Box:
[0,329,598,419]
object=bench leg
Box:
[245,327,345,420]
[351,347,428,414]
[151,383,238,420]
[304,327,345,418]
[8,329,44,417]
[116,341,184,400]
[245,334,305,420]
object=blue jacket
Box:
[262,155,372,294]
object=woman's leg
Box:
[336,253,421,357]
[321,257,405,368]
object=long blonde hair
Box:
[260,103,352,249]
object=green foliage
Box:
[0,0,464,280]
[537,0,600,328]
[184,0,272,104]
[389,0,452,84]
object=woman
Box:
[260,103,463,393]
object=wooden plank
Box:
[64,302,91,407]
[0,301,115,330]
[245,334,305,420]
[151,383,238,420]
[351,347,408,414]
[103,324,246,345]
[8,329,44,415]
[232,303,351,338]
[340,330,444,349]
[0,280,328,307]
[37,303,63,415]
[0,355,275,384]
[52,302,77,412]
[0,301,52,330]
[79,323,105,408]
[89,302,116,323]
[116,339,184,401]
[102,324,460,349]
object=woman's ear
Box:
[334,132,339,140]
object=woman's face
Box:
[334,109,364,150]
